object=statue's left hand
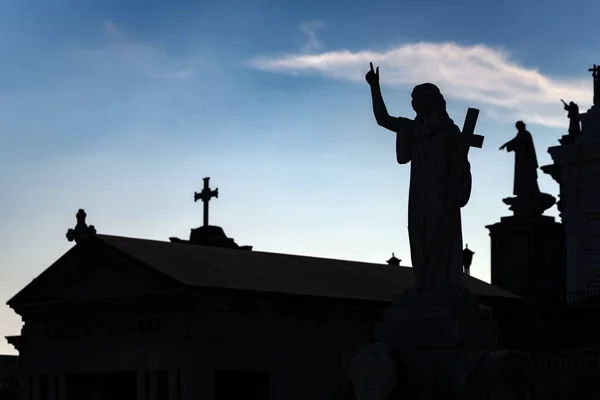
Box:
[499,144,507,151]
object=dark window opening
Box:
[215,370,270,400]
[39,374,48,400]
[157,371,168,400]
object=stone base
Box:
[486,215,565,304]
[372,291,497,399]
[559,133,578,146]
[502,192,555,218]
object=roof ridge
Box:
[96,234,408,268]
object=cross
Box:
[589,64,599,105]
[460,107,484,154]
[589,64,599,79]
[66,209,97,244]
[194,177,219,227]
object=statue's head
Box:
[411,83,447,117]
[515,121,526,131]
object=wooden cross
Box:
[461,107,484,154]
[194,177,219,227]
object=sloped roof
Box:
[94,235,518,302]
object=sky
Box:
[1,0,599,355]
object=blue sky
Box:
[1,0,599,354]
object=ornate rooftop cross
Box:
[589,64,599,105]
[66,209,97,244]
[461,107,484,152]
[194,177,219,227]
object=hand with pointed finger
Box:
[365,62,379,86]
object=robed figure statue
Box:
[499,121,540,197]
[366,63,471,293]
[561,99,581,143]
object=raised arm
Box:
[366,63,413,164]
[366,63,409,132]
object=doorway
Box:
[215,370,270,400]
[65,372,136,400]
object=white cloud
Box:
[249,41,592,128]
[299,20,326,53]
[78,21,197,80]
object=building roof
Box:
[94,235,518,302]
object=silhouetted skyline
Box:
[2,0,599,355]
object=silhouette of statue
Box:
[366,62,483,293]
[561,99,581,141]
[499,121,555,216]
[499,121,540,197]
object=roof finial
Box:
[66,209,97,244]
[463,244,475,274]
[386,253,401,266]
[194,177,219,227]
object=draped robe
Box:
[565,103,581,138]
[394,116,472,293]
[504,130,539,197]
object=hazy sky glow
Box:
[1,0,599,354]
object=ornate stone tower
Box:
[543,65,600,302]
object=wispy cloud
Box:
[79,21,197,80]
[299,20,326,53]
[151,68,196,80]
[249,40,591,128]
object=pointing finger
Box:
[370,62,374,72]
[376,66,379,74]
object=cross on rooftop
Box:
[589,64,599,105]
[66,209,97,244]
[194,177,219,227]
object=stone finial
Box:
[66,209,97,244]
[463,244,475,275]
[386,253,401,266]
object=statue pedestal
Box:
[343,291,541,400]
[372,292,497,400]
[486,215,565,304]
[502,193,555,218]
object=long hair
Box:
[412,84,471,207]
[411,83,453,126]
